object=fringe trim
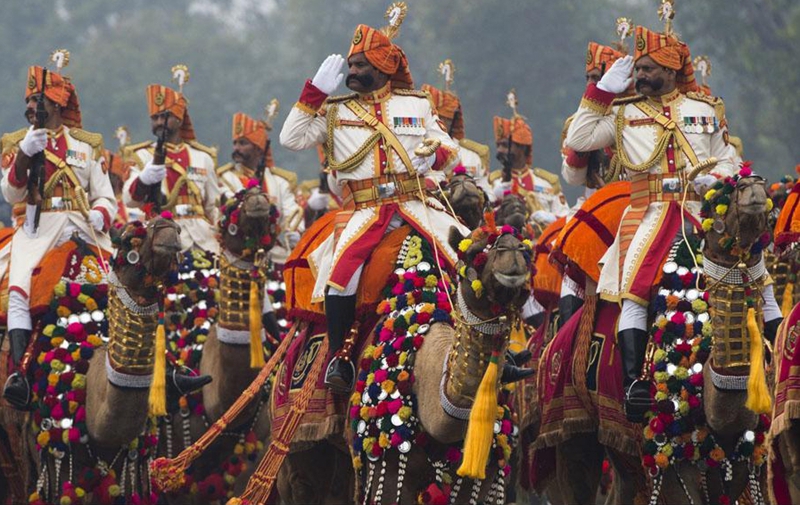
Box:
[291,414,347,445]
[771,401,800,437]
[597,427,640,456]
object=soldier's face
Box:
[496,140,529,167]
[150,112,181,138]
[346,53,385,93]
[232,137,264,167]
[25,94,58,125]
[586,68,602,85]
[634,55,674,96]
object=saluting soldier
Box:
[280,3,467,392]
[0,51,116,408]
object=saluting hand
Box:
[597,55,634,94]
[312,54,346,95]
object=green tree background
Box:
[1,0,798,223]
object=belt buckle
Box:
[50,196,64,210]
[378,182,396,199]
[175,204,191,216]
[662,178,681,194]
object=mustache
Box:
[635,78,662,92]
[231,151,244,159]
[346,73,374,87]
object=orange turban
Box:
[585,42,625,74]
[775,183,800,254]
[494,115,533,165]
[232,112,273,167]
[634,26,698,93]
[421,84,464,139]
[25,66,82,128]
[348,24,413,90]
[146,84,196,141]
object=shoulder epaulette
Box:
[123,140,153,169]
[533,167,562,194]
[1,128,28,154]
[393,89,430,99]
[299,179,320,193]
[612,94,646,106]
[216,162,235,178]
[488,170,503,184]
[459,138,490,171]
[326,93,359,105]
[686,91,727,123]
[68,128,105,160]
[560,115,575,147]
[270,166,298,191]
[187,140,219,166]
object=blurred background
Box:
[0,0,798,223]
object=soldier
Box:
[421,59,493,201]
[564,13,781,420]
[105,126,145,228]
[490,91,569,231]
[122,65,220,254]
[280,3,467,392]
[216,103,304,260]
[1,51,116,408]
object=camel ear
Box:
[448,225,465,253]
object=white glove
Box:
[281,230,301,250]
[532,210,557,226]
[88,209,105,232]
[311,54,345,95]
[493,181,512,201]
[139,162,166,185]
[597,55,634,94]
[20,126,48,157]
[693,174,717,196]
[307,188,329,211]
[411,152,435,176]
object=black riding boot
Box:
[557,294,584,330]
[618,328,651,423]
[323,294,357,394]
[2,329,32,410]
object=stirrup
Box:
[324,357,356,394]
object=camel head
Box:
[449,223,534,320]
[495,193,531,235]
[446,166,486,230]
[701,164,771,267]
[112,215,182,301]
[219,181,280,261]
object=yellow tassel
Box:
[148,314,167,417]
[249,280,265,368]
[508,319,526,354]
[781,281,794,318]
[457,350,500,480]
[225,499,243,505]
[744,307,772,414]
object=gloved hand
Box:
[307,188,329,211]
[88,209,105,232]
[693,174,717,196]
[532,210,557,225]
[311,54,345,95]
[411,151,435,175]
[597,55,634,94]
[139,162,166,185]
[493,181,512,201]
[19,126,48,157]
[281,230,301,250]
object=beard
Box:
[346,73,374,89]
[635,77,664,93]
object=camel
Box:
[0,216,182,505]
[155,184,280,504]
[348,223,533,504]
[533,173,772,505]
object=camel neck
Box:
[217,252,263,332]
[106,280,160,376]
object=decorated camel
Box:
[0,216,182,505]
[154,182,281,504]
[533,168,773,505]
